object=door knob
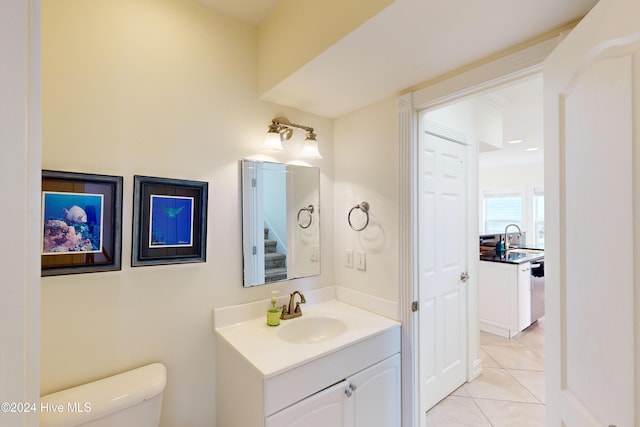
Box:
[460,272,469,283]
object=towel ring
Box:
[297,205,314,229]
[348,202,370,231]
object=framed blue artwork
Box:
[41,170,123,276]
[132,175,208,266]
[149,195,194,248]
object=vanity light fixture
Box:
[263,123,285,151]
[261,117,323,159]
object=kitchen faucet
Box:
[280,290,306,320]
[504,223,523,251]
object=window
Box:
[483,193,522,234]
[481,186,544,248]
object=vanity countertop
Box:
[214,299,400,379]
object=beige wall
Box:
[257,0,393,96]
[41,1,333,425]
[333,96,399,312]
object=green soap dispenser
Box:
[267,291,281,326]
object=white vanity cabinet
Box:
[266,354,400,427]
[214,299,401,427]
[479,260,531,338]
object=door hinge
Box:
[252,178,257,187]
[252,245,257,255]
[411,301,419,312]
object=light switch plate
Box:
[344,250,354,268]
[355,251,366,271]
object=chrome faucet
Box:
[504,223,523,252]
[280,291,306,320]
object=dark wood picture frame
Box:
[132,175,208,266]
[41,170,123,276]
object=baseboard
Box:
[470,357,483,382]
[479,320,512,339]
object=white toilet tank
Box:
[40,363,166,427]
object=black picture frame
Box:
[132,175,208,266]
[41,170,123,276]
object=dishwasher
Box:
[531,259,545,322]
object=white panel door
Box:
[544,0,640,424]
[265,379,351,427]
[351,354,401,427]
[418,126,468,420]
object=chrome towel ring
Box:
[297,205,314,229]
[348,202,370,231]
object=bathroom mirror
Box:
[241,160,320,287]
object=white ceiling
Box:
[478,75,544,168]
[200,0,597,119]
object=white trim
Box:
[398,92,417,427]
[27,3,42,421]
[423,120,468,144]
[1,1,42,425]
[412,36,563,111]
[399,36,558,427]
[465,134,482,385]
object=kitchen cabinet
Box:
[266,354,400,427]
[479,260,532,338]
[517,262,532,331]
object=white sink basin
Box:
[277,316,347,344]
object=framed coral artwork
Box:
[132,175,208,266]
[41,170,123,276]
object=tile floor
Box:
[426,319,545,426]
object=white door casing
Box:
[399,30,560,427]
[417,120,469,419]
[544,0,640,424]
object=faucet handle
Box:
[280,304,289,318]
[294,302,303,313]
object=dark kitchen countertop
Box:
[480,249,544,264]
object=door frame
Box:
[398,34,565,427]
